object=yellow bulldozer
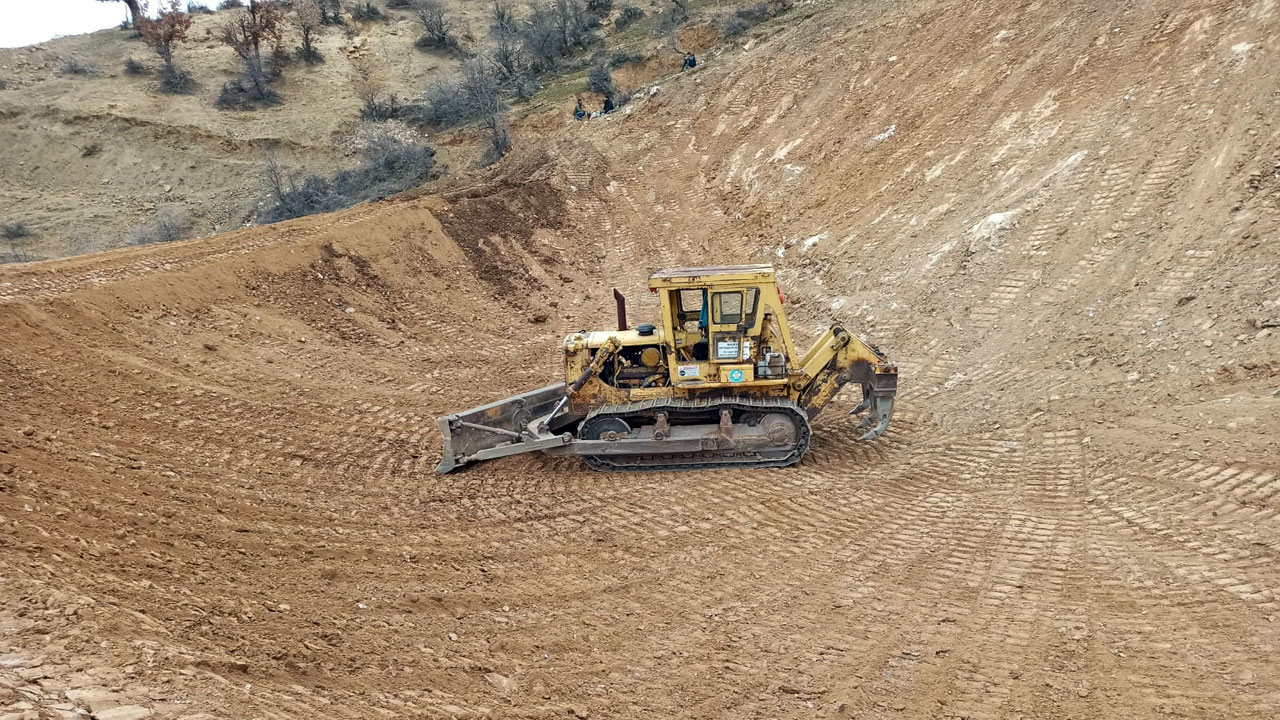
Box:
[436,265,897,472]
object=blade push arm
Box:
[539,336,622,431]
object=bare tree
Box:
[410,0,458,51]
[219,0,286,96]
[480,113,510,167]
[140,0,194,92]
[293,0,324,63]
[490,0,517,36]
[587,62,613,97]
[655,0,688,48]
[319,0,343,24]
[99,0,146,29]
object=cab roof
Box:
[648,264,775,288]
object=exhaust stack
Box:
[613,288,628,331]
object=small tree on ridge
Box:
[141,0,195,93]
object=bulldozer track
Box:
[579,395,813,471]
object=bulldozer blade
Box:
[436,383,568,473]
[856,396,894,441]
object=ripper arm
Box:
[794,325,898,439]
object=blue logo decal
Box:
[728,368,745,383]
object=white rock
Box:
[93,707,152,720]
[485,672,516,693]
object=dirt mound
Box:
[1,1,1278,719]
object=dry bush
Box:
[57,57,100,76]
[490,0,517,35]
[587,62,613,97]
[718,0,792,35]
[2,222,33,241]
[614,4,643,30]
[359,92,416,121]
[128,211,190,245]
[422,59,506,129]
[3,222,34,263]
[258,126,442,223]
[293,0,325,63]
[410,0,461,52]
[350,2,385,21]
[479,114,510,168]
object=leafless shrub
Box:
[217,77,282,109]
[587,62,613,97]
[80,143,103,158]
[610,50,643,67]
[3,222,34,263]
[57,57,101,76]
[490,0,517,36]
[614,5,644,31]
[359,92,411,121]
[479,114,510,168]
[319,0,343,24]
[257,129,442,223]
[128,211,190,245]
[720,15,750,36]
[422,59,506,129]
[718,0,791,35]
[654,0,687,47]
[522,0,600,72]
[124,57,148,75]
[350,2,385,21]
[411,0,461,52]
[2,222,33,241]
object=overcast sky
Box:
[1,0,135,49]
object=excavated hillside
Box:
[2,1,1279,719]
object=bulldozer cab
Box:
[651,265,796,386]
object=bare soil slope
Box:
[0,1,530,258]
[2,1,1279,719]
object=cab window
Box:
[677,289,704,313]
[713,292,743,325]
[676,289,708,331]
[743,288,758,323]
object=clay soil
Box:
[2,1,1279,719]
